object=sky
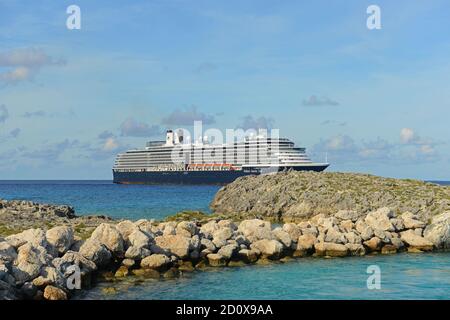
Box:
[0,0,449,180]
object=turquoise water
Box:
[0,181,219,220]
[1,180,449,300]
[79,253,450,300]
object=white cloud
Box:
[0,48,65,85]
[102,137,119,151]
[400,128,415,144]
[302,95,339,107]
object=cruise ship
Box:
[113,130,329,184]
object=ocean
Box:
[1,180,449,300]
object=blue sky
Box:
[0,0,449,180]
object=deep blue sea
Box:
[1,180,449,300]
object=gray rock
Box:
[90,223,124,256]
[238,219,273,242]
[400,230,434,251]
[128,230,152,249]
[45,226,74,255]
[154,235,191,259]
[124,246,151,260]
[79,238,112,267]
[0,241,17,263]
[364,207,395,232]
[272,228,292,248]
[250,239,284,259]
[141,254,170,270]
[217,244,238,260]
[200,238,216,252]
[6,228,48,249]
[424,211,450,249]
[401,212,426,229]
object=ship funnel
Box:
[166,130,174,146]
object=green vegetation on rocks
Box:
[210,171,450,223]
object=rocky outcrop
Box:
[210,172,450,223]
[1,193,449,300]
[0,199,113,239]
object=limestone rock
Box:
[176,221,198,237]
[314,242,348,257]
[364,208,395,232]
[128,230,151,249]
[238,249,259,263]
[43,285,67,300]
[296,234,316,254]
[6,228,47,249]
[45,226,74,255]
[401,212,426,229]
[116,220,140,241]
[324,227,347,244]
[250,239,284,259]
[238,220,273,242]
[0,241,17,263]
[423,211,450,249]
[212,227,233,248]
[79,238,112,267]
[207,253,227,267]
[52,251,97,276]
[12,243,50,284]
[124,246,151,260]
[400,230,434,251]
[141,254,170,270]
[363,237,382,252]
[355,220,374,241]
[282,223,302,242]
[272,227,292,248]
[90,224,124,256]
[154,235,191,259]
[345,243,366,256]
[217,244,238,260]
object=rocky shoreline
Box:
[1,202,449,300]
[1,172,449,300]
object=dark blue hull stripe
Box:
[113,165,328,185]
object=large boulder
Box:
[217,244,238,260]
[140,254,170,270]
[154,235,191,259]
[124,246,151,260]
[423,211,450,249]
[32,266,64,288]
[355,220,374,241]
[282,223,302,242]
[199,220,219,237]
[128,230,152,249]
[0,241,17,263]
[250,239,284,259]
[238,249,259,263]
[400,230,434,251]
[12,243,50,284]
[272,228,292,248]
[238,220,273,242]
[364,207,395,232]
[6,228,48,249]
[324,227,347,244]
[314,242,348,257]
[79,238,112,267]
[116,220,140,242]
[52,251,97,276]
[207,253,227,267]
[176,221,198,237]
[401,212,426,229]
[43,285,67,300]
[212,227,233,248]
[363,237,382,252]
[45,226,74,255]
[90,224,124,256]
[295,234,316,256]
